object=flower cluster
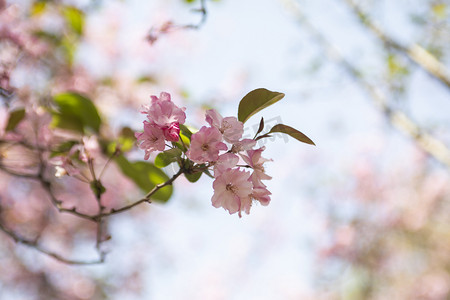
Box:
[135,92,186,160]
[136,92,273,217]
[188,109,272,217]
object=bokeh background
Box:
[1,0,450,299]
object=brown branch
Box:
[0,221,104,265]
[98,167,184,218]
[282,0,450,170]
[343,0,450,90]
[0,135,186,264]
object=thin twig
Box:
[98,167,184,218]
[146,0,208,44]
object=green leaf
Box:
[154,148,182,168]
[238,88,285,123]
[115,155,173,202]
[432,3,447,19]
[118,127,136,152]
[269,124,315,145]
[61,35,77,66]
[62,6,84,36]
[185,171,202,182]
[51,92,101,133]
[172,131,191,151]
[32,30,61,45]
[5,108,25,132]
[50,140,78,157]
[30,1,47,16]
[179,124,193,139]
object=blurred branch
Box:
[146,0,208,44]
[343,0,450,90]
[282,0,450,169]
[0,147,185,264]
[0,220,105,265]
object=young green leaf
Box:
[154,148,182,168]
[255,117,265,137]
[51,92,101,133]
[5,108,25,132]
[238,88,285,123]
[255,133,272,141]
[269,124,315,145]
[179,124,194,139]
[114,155,173,202]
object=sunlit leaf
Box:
[62,6,84,36]
[387,54,409,77]
[118,127,136,152]
[30,1,47,16]
[179,124,193,139]
[51,92,101,133]
[269,124,315,145]
[115,155,173,202]
[432,3,447,19]
[5,108,25,132]
[238,88,285,123]
[173,128,191,151]
[155,148,182,168]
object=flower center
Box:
[221,120,232,131]
[226,183,238,194]
[201,144,209,151]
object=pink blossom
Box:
[212,168,253,217]
[79,136,101,163]
[142,92,186,127]
[241,146,272,186]
[186,126,227,163]
[163,122,180,142]
[213,153,239,177]
[251,185,271,206]
[205,109,243,143]
[231,138,257,153]
[0,106,8,137]
[135,121,166,160]
[50,156,80,177]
